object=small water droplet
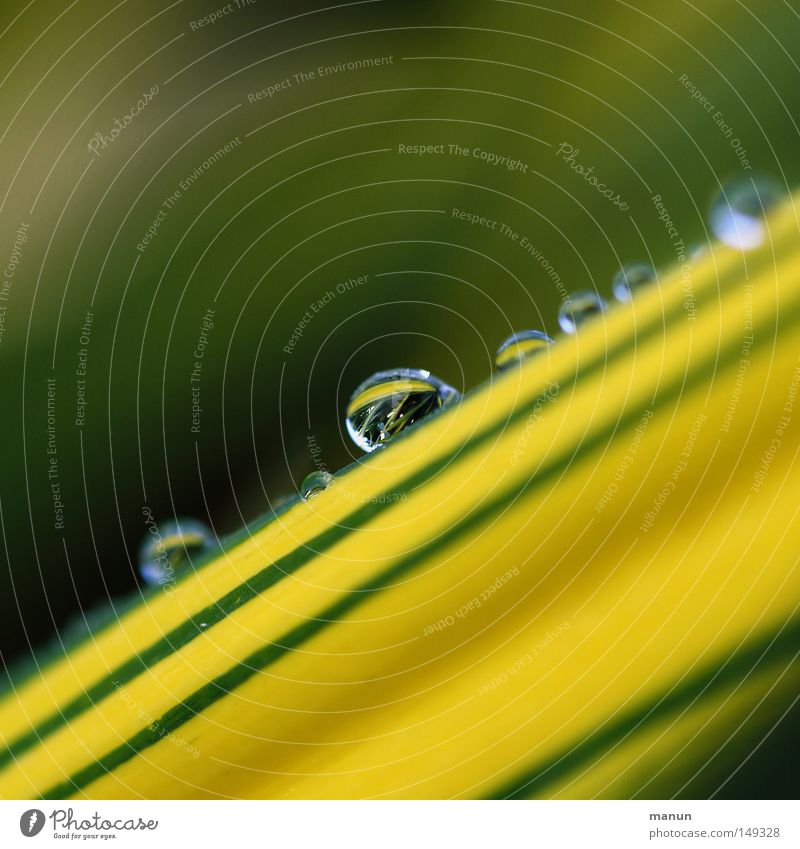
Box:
[495,330,554,370]
[301,470,334,499]
[346,368,460,453]
[139,518,213,586]
[709,173,783,250]
[612,263,656,302]
[558,291,606,333]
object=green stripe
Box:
[487,620,800,800]
[1,247,786,772]
[39,289,798,799]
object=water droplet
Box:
[558,292,606,333]
[139,518,214,586]
[709,173,783,250]
[611,263,656,302]
[495,330,554,370]
[687,242,709,261]
[301,470,334,499]
[346,368,460,453]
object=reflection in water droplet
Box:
[346,368,460,453]
[139,518,213,586]
[612,263,656,302]
[558,292,606,334]
[495,330,554,370]
[301,470,334,500]
[709,173,783,250]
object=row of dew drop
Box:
[139,173,783,585]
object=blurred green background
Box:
[0,0,798,718]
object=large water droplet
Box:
[346,368,460,453]
[495,330,554,370]
[558,292,606,333]
[301,470,334,499]
[709,173,783,250]
[139,517,213,586]
[612,263,656,302]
